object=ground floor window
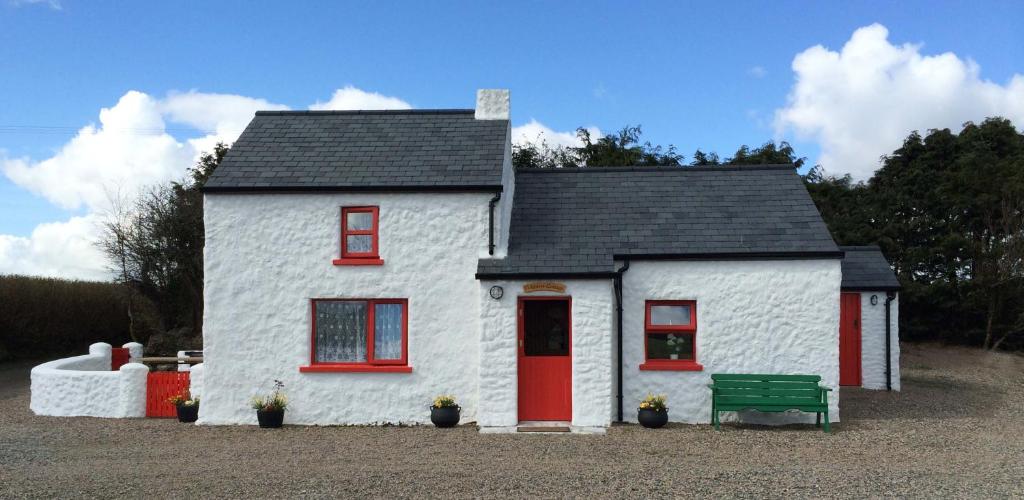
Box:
[641,300,702,371]
[301,299,410,372]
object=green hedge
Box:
[0,275,157,360]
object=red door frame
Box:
[839,292,862,386]
[517,296,572,422]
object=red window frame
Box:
[299,298,411,373]
[640,300,703,371]
[333,206,383,265]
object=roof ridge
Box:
[515,164,797,174]
[255,109,475,116]
[839,245,883,251]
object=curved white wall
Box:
[477,280,614,428]
[621,259,842,425]
[860,292,900,390]
[201,192,492,425]
[30,342,148,418]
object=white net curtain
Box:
[315,301,403,362]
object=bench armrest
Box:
[707,384,716,389]
[819,386,833,391]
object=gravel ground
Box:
[1,343,1022,499]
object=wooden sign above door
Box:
[522,282,567,294]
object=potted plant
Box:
[638,394,668,428]
[666,334,685,360]
[429,395,460,428]
[251,380,288,428]
[168,391,199,423]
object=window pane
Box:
[315,301,367,362]
[646,332,694,360]
[650,304,691,326]
[346,211,373,231]
[374,303,404,360]
[346,235,373,253]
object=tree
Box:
[99,143,229,347]
[512,126,682,168]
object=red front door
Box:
[839,292,862,386]
[517,297,572,421]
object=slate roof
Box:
[839,246,901,290]
[204,110,507,191]
[477,165,842,277]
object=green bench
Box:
[708,374,832,433]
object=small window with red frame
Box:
[641,300,702,371]
[335,206,382,265]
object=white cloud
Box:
[512,119,602,149]
[748,66,767,78]
[8,0,61,10]
[0,215,108,280]
[774,23,1024,179]
[3,91,192,212]
[0,86,398,280]
[309,86,412,111]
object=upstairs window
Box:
[334,206,383,265]
[300,298,410,373]
[641,300,703,371]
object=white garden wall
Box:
[477,280,614,429]
[860,292,900,390]
[621,259,842,425]
[30,342,148,418]
[201,192,494,425]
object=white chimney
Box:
[475,89,510,120]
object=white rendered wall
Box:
[201,192,491,425]
[621,259,842,425]
[477,280,614,428]
[860,292,900,391]
[30,342,148,418]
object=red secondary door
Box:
[517,297,572,421]
[839,292,862,386]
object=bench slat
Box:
[710,380,821,390]
[716,404,826,413]
[716,395,822,405]
[711,373,821,382]
[714,388,820,397]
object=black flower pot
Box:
[638,408,668,429]
[257,409,285,428]
[430,406,460,428]
[176,403,199,423]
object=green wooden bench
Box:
[708,374,832,433]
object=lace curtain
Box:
[315,301,367,362]
[315,300,403,362]
[374,303,403,360]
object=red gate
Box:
[146,371,191,418]
[111,347,130,371]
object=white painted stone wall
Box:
[621,259,842,425]
[201,192,493,425]
[30,342,149,418]
[477,280,614,428]
[189,362,205,399]
[860,292,900,390]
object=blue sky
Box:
[1,1,1022,278]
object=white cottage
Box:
[198,89,900,430]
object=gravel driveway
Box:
[1,343,1021,499]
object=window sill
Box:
[639,361,704,372]
[332,258,384,266]
[299,364,412,373]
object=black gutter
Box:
[488,193,501,255]
[614,259,630,423]
[841,286,901,292]
[885,291,895,391]
[614,251,845,261]
[201,184,503,194]
[474,271,618,280]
